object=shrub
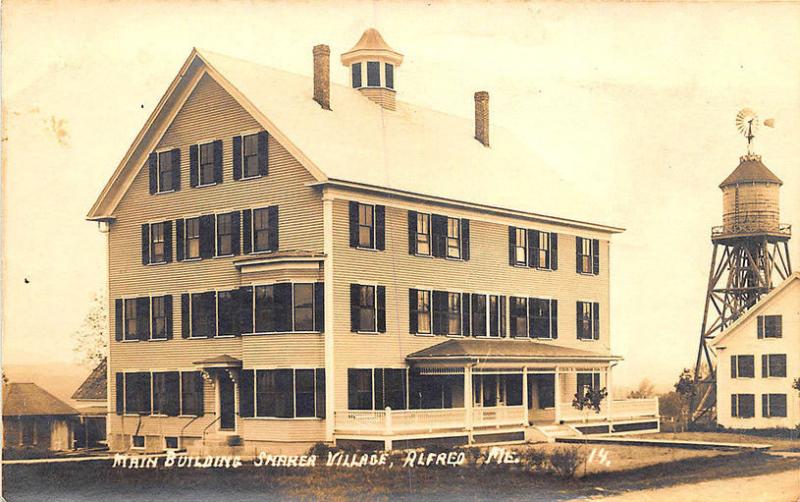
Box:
[306,442,337,458]
[518,448,548,472]
[547,446,585,478]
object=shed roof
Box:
[71,358,107,401]
[406,339,621,362]
[3,382,79,417]
[719,155,783,188]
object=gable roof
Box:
[407,338,621,362]
[3,382,79,417]
[719,155,783,188]
[88,47,622,234]
[71,358,107,401]
[711,272,800,347]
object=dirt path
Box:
[598,468,800,501]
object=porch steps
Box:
[534,424,582,442]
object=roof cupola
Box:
[341,28,403,111]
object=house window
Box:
[488,295,502,337]
[385,63,394,89]
[530,298,557,339]
[253,283,321,333]
[348,368,407,411]
[252,208,272,252]
[576,301,598,340]
[576,373,601,397]
[731,355,755,378]
[294,369,315,418]
[216,213,234,256]
[367,61,380,87]
[150,222,166,263]
[180,372,203,416]
[131,435,145,449]
[198,142,215,185]
[293,284,314,332]
[124,299,138,341]
[758,315,782,339]
[446,292,462,335]
[242,133,260,178]
[165,437,179,449]
[510,297,528,337]
[763,354,787,377]
[514,228,527,265]
[256,369,294,418]
[216,290,236,337]
[357,204,375,248]
[356,285,376,332]
[578,237,592,274]
[762,394,787,418]
[413,290,432,334]
[351,63,362,88]
[416,213,431,256]
[152,372,179,416]
[348,369,373,410]
[151,296,167,340]
[537,232,552,269]
[731,394,755,418]
[446,218,461,259]
[157,150,177,192]
[124,372,151,415]
[471,295,487,337]
[190,292,216,338]
[185,217,200,259]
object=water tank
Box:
[719,155,783,235]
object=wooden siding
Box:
[329,197,612,407]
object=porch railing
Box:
[558,398,659,423]
[335,405,527,435]
[474,405,526,427]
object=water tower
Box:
[691,109,793,422]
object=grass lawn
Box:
[631,431,800,451]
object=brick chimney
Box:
[474,91,489,147]
[313,44,331,110]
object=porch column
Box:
[606,364,614,422]
[464,365,473,437]
[554,366,561,423]
[323,192,336,442]
[521,367,529,426]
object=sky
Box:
[3,1,799,390]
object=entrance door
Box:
[528,374,555,423]
[218,372,236,431]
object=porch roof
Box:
[193,354,242,368]
[406,339,622,363]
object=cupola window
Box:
[351,63,362,88]
[367,61,380,87]
[385,63,394,89]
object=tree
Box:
[72,291,108,367]
[671,368,697,431]
[572,386,608,415]
[627,378,656,399]
[792,378,800,396]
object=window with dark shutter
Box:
[550,232,559,270]
[136,297,150,341]
[125,372,152,415]
[191,291,216,338]
[375,205,385,251]
[232,135,242,180]
[472,294,487,337]
[115,373,124,414]
[215,212,235,257]
[199,215,215,259]
[461,292,470,336]
[730,394,738,417]
[239,370,255,418]
[315,369,326,418]
[181,372,203,416]
[592,302,600,340]
[527,229,538,268]
[314,282,325,332]
[576,301,592,340]
[256,369,293,418]
[385,63,394,89]
[198,142,216,186]
[431,215,447,258]
[156,149,179,193]
[213,139,223,184]
[488,295,501,337]
[141,224,150,265]
[295,369,316,418]
[731,355,738,378]
[530,298,555,339]
[254,283,292,333]
[592,239,600,275]
[151,296,168,340]
[189,144,199,187]
[348,201,359,248]
[348,369,373,410]
[377,286,386,333]
[148,153,158,195]
[408,211,418,255]
[257,131,269,176]
[238,286,253,335]
[153,372,180,416]
[510,296,528,337]
[432,290,448,335]
[181,294,190,338]
[367,61,380,87]
[764,315,782,338]
[446,218,461,259]
[217,289,239,337]
[350,284,377,333]
[409,289,419,334]
[115,299,123,341]
[460,219,470,261]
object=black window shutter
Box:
[592,239,600,275]
[731,355,737,378]
[164,220,173,263]
[761,355,767,378]
[238,286,253,335]
[230,211,241,256]
[377,285,386,333]
[575,236,582,273]
[176,219,185,261]
[136,297,150,341]
[268,206,279,251]
[461,219,470,261]
[550,232,559,270]
[375,205,386,251]
[731,394,738,417]
[528,229,539,268]
[148,153,158,194]
[194,373,205,416]
[576,301,583,339]
[314,282,325,332]
[213,139,223,184]
[232,135,242,180]
[239,370,254,417]
[431,215,447,258]
[592,302,600,340]
[432,291,447,335]
[115,373,124,415]
[757,316,764,339]
[528,298,536,338]
[408,289,418,334]
[189,144,199,187]
[171,148,181,191]
[762,394,768,417]
[776,316,782,337]
[114,299,123,341]
[208,291,217,338]
[508,227,516,265]
[461,293,470,336]
[199,215,215,259]
[408,211,417,255]
[350,284,360,332]
[141,224,150,265]
[181,294,190,338]
[551,300,558,339]
[500,296,507,337]
[242,210,252,254]
[348,202,359,248]
[593,373,601,389]
[257,131,269,176]
[165,295,173,339]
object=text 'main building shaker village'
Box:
[87,28,660,455]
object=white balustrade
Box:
[335,405,528,434]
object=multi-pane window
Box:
[385,63,394,89]
[132,435,145,448]
[471,295,488,337]
[446,292,461,335]
[293,284,314,332]
[124,299,138,341]
[190,292,216,338]
[469,294,503,338]
[242,133,260,178]
[347,368,407,411]
[416,290,431,334]
[123,372,151,415]
[351,63,362,88]
[357,285,376,332]
[730,355,755,378]
[416,213,431,256]
[180,372,204,416]
[157,150,176,192]
[348,369,374,410]
[758,315,783,339]
[510,297,528,337]
[578,238,592,273]
[514,228,527,265]
[530,298,557,339]
[762,354,787,377]
[185,217,200,259]
[152,372,179,416]
[253,208,271,252]
[488,295,502,337]
[576,301,599,340]
[151,296,167,340]
[256,369,294,418]
[358,204,375,248]
[367,61,380,87]
[730,394,755,418]
[216,291,236,336]
[537,232,552,269]
[254,283,321,333]
[216,213,234,256]
[446,218,461,259]
[150,223,166,263]
[198,142,215,185]
[576,373,601,397]
[762,394,787,418]
[244,368,325,419]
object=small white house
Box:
[713,272,800,429]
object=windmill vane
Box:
[735,108,775,154]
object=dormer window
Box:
[385,63,394,89]
[351,63,362,88]
[367,61,380,87]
